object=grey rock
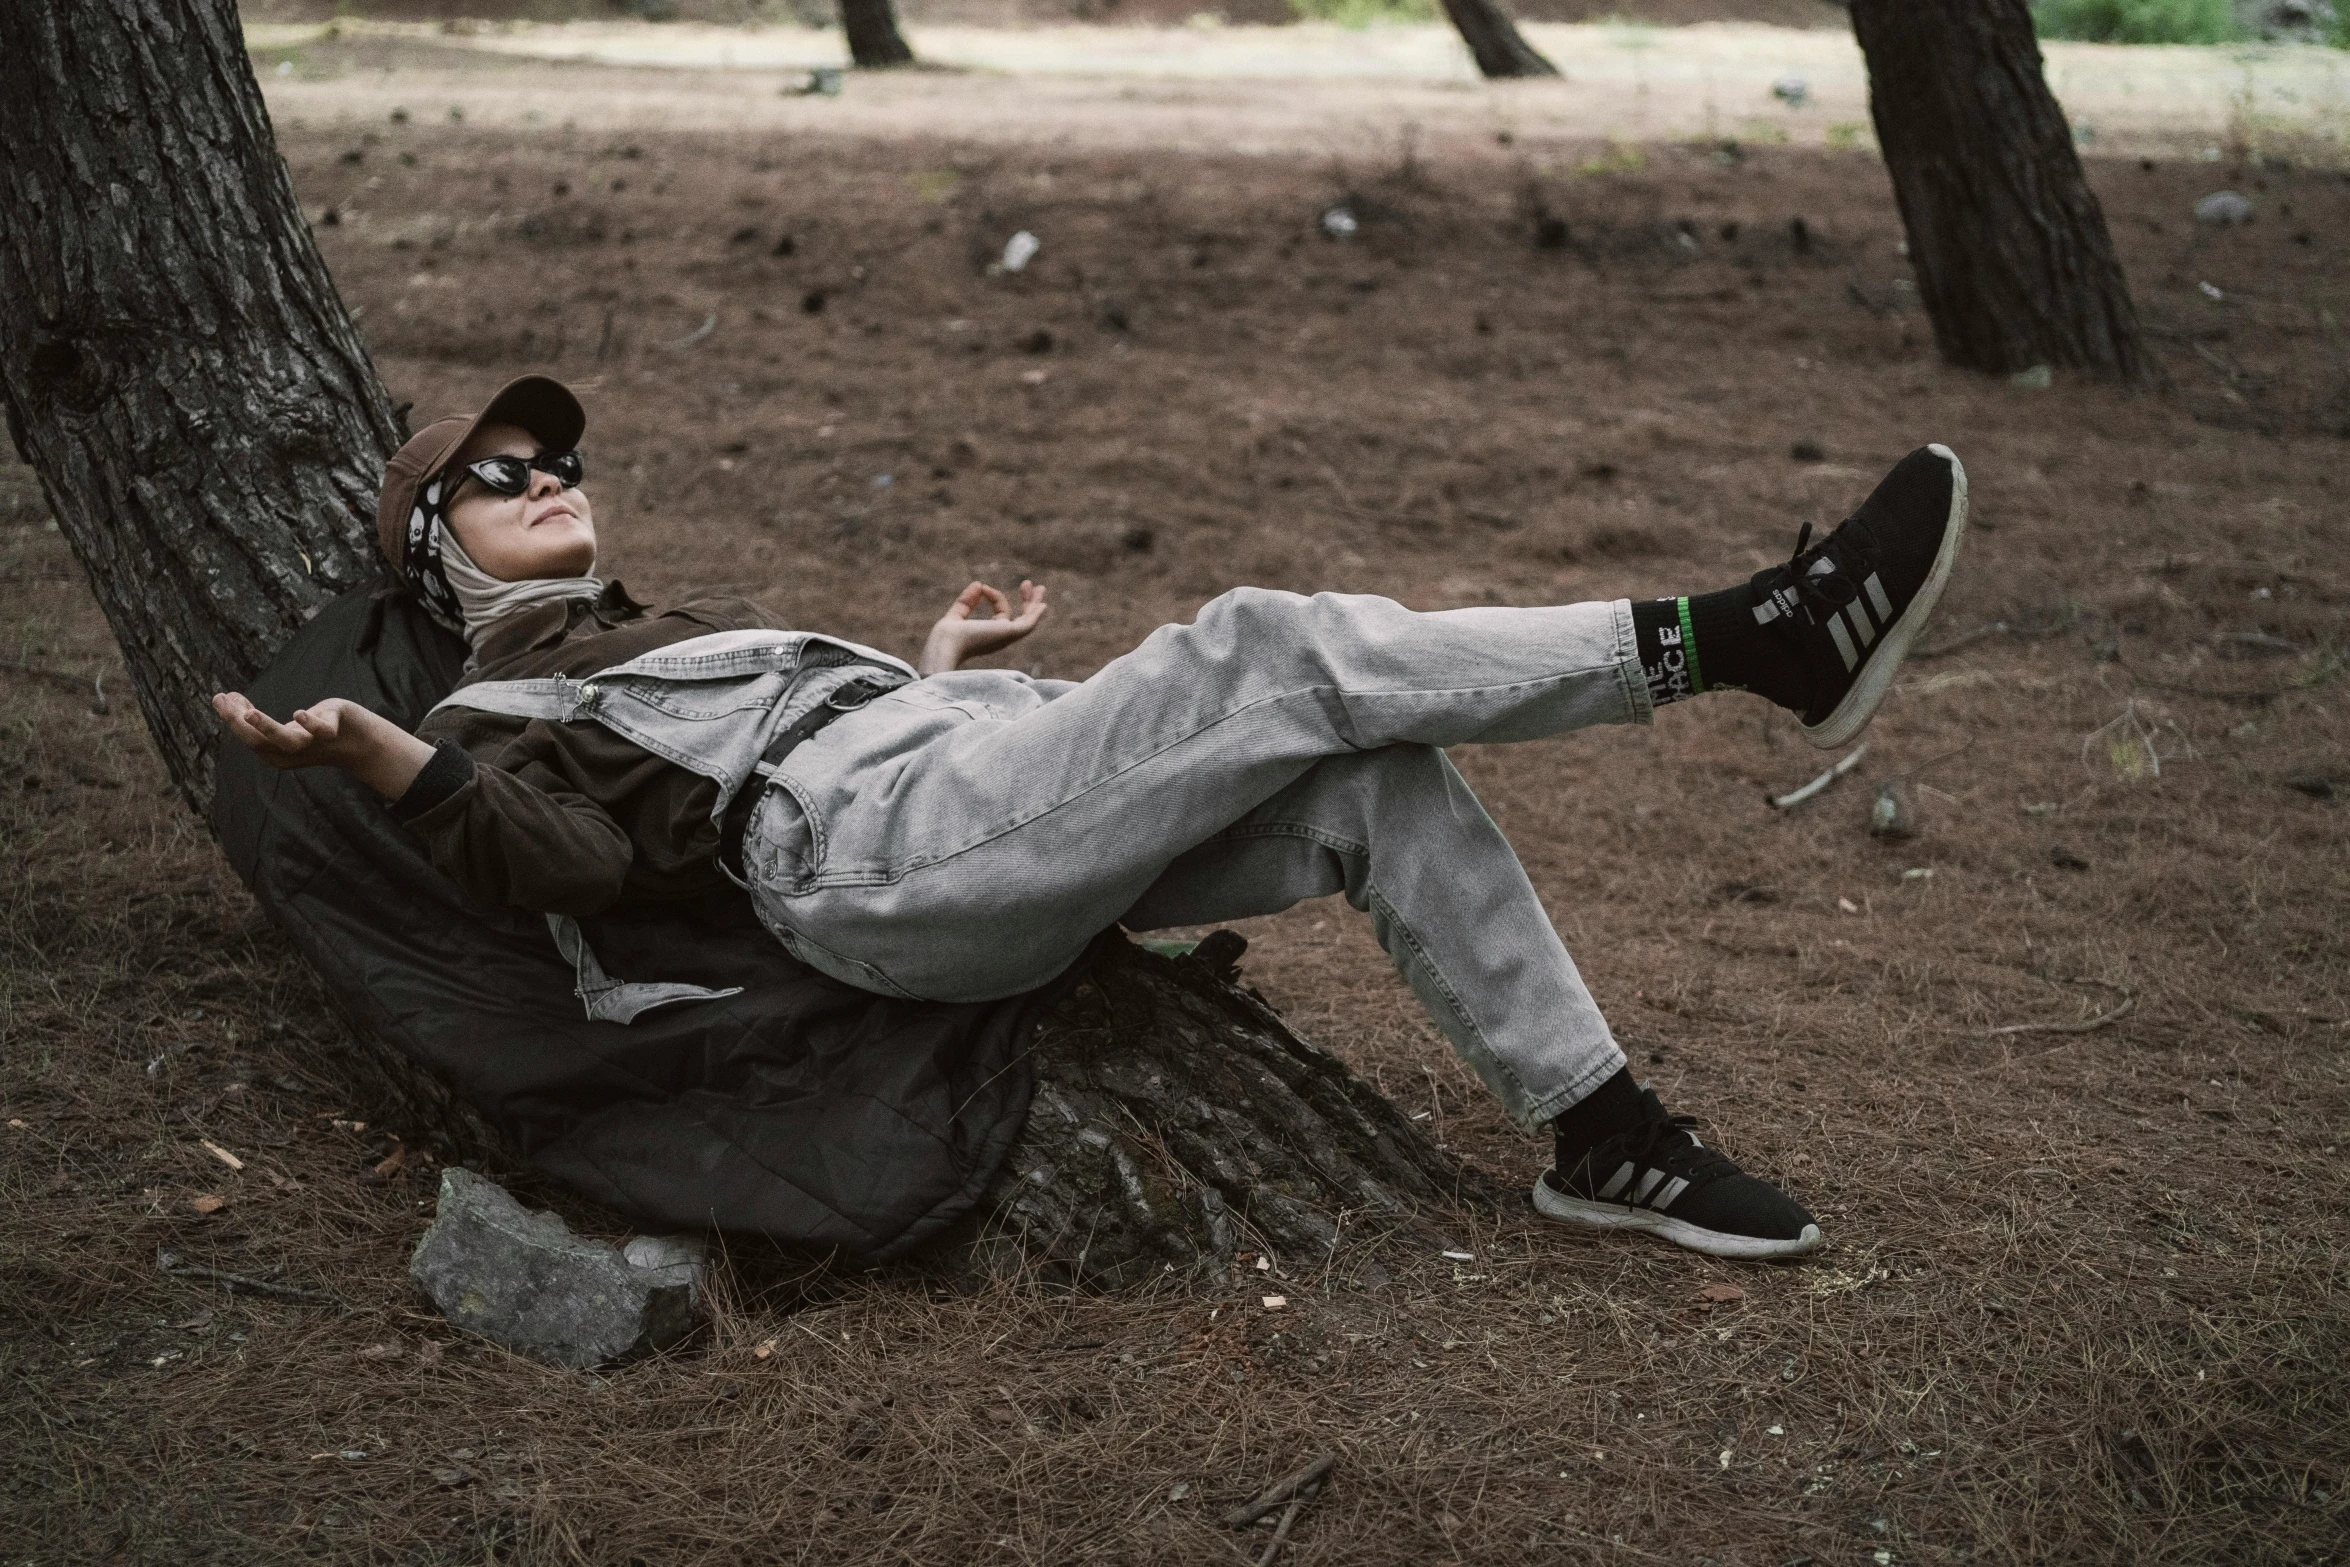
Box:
[408,1168,703,1369]
[1771,74,1809,108]
[2195,190,2254,226]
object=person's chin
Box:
[525,520,596,575]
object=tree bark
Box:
[941,932,1505,1289]
[1849,0,2146,381]
[0,2,402,817]
[841,0,916,70]
[0,0,1495,1285]
[1439,0,1559,81]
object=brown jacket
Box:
[393,585,793,915]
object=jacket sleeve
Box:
[392,737,636,916]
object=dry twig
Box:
[1986,980,2138,1038]
[0,655,108,714]
[1255,1491,1312,1567]
[1768,743,1867,810]
[156,1248,347,1308]
[1223,1451,1335,1527]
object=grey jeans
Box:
[740,588,1653,1131]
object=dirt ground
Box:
[237,1,1860,33]
[5,34,2350,1567]
[236,20,2350,162]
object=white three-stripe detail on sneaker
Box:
[1864,571,1894,624]
[1846,600,1877,648]
[1584,1163,1690,1211]
[1826,612,1859,670]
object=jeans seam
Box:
[1362,885,1539,1112]
[1204,819,1369,857]
[1611,598,1655,728]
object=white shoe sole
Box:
[1801,443,1969,751]
[1532,1175,1826,1261]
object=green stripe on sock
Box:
[1676,597,1706,694]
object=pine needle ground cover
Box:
[4,55,2346,1564]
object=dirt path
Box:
[248,19,2350,162]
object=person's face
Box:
[441,423,597,581]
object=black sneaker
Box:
[1751,443,1968,750]
[1534,1089,1824,1260]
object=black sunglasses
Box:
[452,449,585,498]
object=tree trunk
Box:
[1849,0,2146,381]
[0,0,1494,1285]
[1439,0,1559,80]
[0,2,402,817]
[841,0,916,70]
[942,932,1505,1290]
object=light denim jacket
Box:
[427,629,917,1021]
[428,628,917,833]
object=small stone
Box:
[2282,771,2338,800]
[407,1168,704,1370]
[1320,205,1359,240]
[2010,364,2053,389]
[1870,779,1918,839]
[2050,845,2092,871]
[1790,439,1826,462]
[1771,74,1809,108]
[2194,190,2253,225]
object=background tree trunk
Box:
[841,0,917,69]
[1849,0,2146,381]
[1439,0,1559,80]
[0,2,402,818]
[0,0,1492,1284]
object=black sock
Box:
[1551,1065,1645,1166]
[1631,586,1812,713]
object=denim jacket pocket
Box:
[740,775,825,890]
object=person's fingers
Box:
[234,707,304,754]
[293,707,341,743]
[976,584,1010,619]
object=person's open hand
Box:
[919,579,1049,675]
[214,692,375,771]
[212,691,436,800]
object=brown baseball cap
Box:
[374,374,587,585]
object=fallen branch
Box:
[1224,1452,1336,1528]
[1768,744,1867,810]
[157,1248,347,1308]
[1986,981,2137,1038]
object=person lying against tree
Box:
[215,374,1970,1262]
